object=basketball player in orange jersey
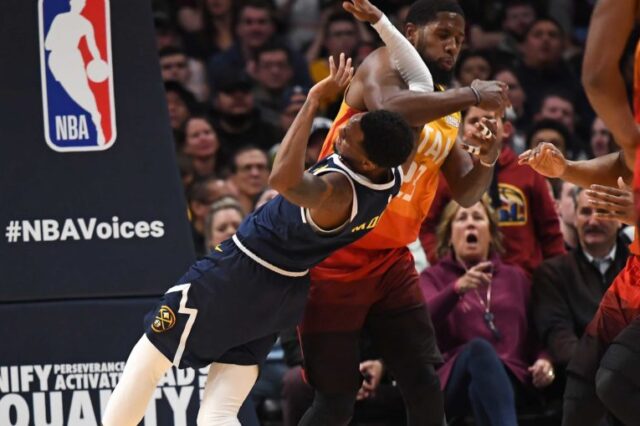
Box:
[298,1,509,425]
[518,0,640,424]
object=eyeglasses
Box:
[328,30,356,38]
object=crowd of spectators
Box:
[150,0,638,424]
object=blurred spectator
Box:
[227,146,270,213]
[515,18,586,129]
[154,12,182,51]
[420,107,565,276]
[208,0,311,93]
[589,117,618,158]
[176,151,195,193]
[181,115,221,179]
[467,0,536,60]
[306,117,332,167]
[533,187,629,368]
[420,197,554,425]
[526,118,572,157]
[306,11,361,83]
[533,91,588,158]
[494,67,527,152]
[279,328,404,426]
[553,180,578,249]
[275,0,322,50]
[454,50,492,87]
[279,86,308,136]
[188,177,236,257]
[180,0,236,60]
[159,46,210,102]
[250,42,295,128]
[211,69,280,161]
[165,81,198,142]
[204,196,245,251]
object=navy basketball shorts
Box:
[144,238,310,369]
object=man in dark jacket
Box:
[532,186,629,367]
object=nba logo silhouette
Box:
[38,0,116,152]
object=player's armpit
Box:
[278,171,351,210]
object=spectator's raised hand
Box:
[587,177,636,226]
[342,0,383,24]
[308,53,354,104]
[528,358,555,388]
[356,360,384,400]
[518,142,568,178]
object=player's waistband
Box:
[232,234,309,278]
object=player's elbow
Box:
[581,64,611,93]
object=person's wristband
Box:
[470,86,481,106]
[480,154,498,167]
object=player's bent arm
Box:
[582,0,640,155]
[275,171,352,210]
[440,142,494,207]
[361,64,477,127]
[562,151,633,189]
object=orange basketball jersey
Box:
[631,41,640,255]
[317,99,460,266]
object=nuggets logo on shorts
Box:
[152,305,176,333]
[497,183,527,226]
[38,0,116,152]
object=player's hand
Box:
[518,142,568,178]
[529,358,555,388]
[454,261,492,294]
[586,177,636,226]
[308,53,354,104]
[356,360,384,400]
[342,0,383,24]
[461,118,500,165]
[470,79,510,112]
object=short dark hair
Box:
[158,46,186,59]
[164,81,199,113]
[325,11,357,32]
[454,49,492,80]
[230,145,268,173]
[526,118,572,149]
[254,41,292,65]
[524,17,565,39]
[360,111,414,168]
[405,0,465,26]
[238,0,275,19]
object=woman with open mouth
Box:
[419,195,554,426]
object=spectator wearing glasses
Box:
[208,0,311,93]
[420,196,554,425]
[227,146,270,213]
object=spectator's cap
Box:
[282,85,309,106]
[310,117,332,136]
[214,70,254,94]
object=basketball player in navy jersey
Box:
[101,54,407,426]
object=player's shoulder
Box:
[358,47,393,73]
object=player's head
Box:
[405,0,465,86]
[70,0,86,13]
[334,110,414,173]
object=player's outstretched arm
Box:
[582,0,640,165]
[518,142,633,189]
[269,54,354,209]
[344,0,433,92]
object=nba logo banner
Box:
[38,0,116,152]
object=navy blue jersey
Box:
[228,154,403,274]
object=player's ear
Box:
[405,23,418,44]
